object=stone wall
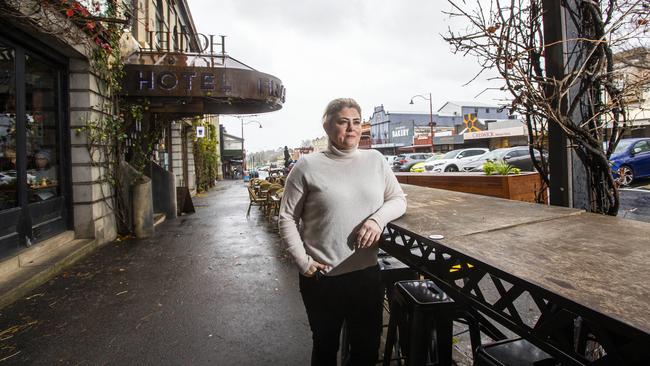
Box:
[170,122,196,195]
[69,58,117,244]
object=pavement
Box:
[0,180,312,365]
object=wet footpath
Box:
[0,180,312,365]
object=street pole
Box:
[429,92,434,153]
[240,117,245,174]
[410,93,436,153]
[238,118,262,177]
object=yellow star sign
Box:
[464,114,481,132]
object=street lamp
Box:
[240,118,262,172]
[410,93,436,153]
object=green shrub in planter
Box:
[483,160,521,175]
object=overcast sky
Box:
[188,0,503,152]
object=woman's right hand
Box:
[304,260,331,277]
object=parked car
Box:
[384,155,398,164]
[424,148,489,172]
[393,153,433,172]
[462,146,545,172]
[610,138,650,186]
[410,154,444,172]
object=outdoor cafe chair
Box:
[268,188,284,222]
[264,184,283,218]
[246,186,266,217]
[249,178,261,188]
[257,181,272,198]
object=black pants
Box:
[299,265,384,366]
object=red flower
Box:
[101,43,113,54]
[94,37,101,45]
[65,8,74,17]
[81,8,90,17]
[85,21,95,30]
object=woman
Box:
[278,98,407,365]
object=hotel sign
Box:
[141,31,226,55]
[121,65,285,114]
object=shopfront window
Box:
[25,54,59,203]
[0,42,17,210]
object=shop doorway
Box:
[0,36,70,257]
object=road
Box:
[618,177,650,223]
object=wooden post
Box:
[541,0,590,209]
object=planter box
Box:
[395,172,545,203]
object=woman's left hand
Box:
[356,219,382,249]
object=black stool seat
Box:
[378,256,419,292]
[475,338,559,366]
[397,280,453,306]
[383,280,455,366]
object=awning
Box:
[120,52,285,115]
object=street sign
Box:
[196,126,205,138]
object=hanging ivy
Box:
[193,119,220,192]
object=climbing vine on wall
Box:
[193,119,220,192]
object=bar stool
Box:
[340,258,420,365]
[378,255,419,297]
[383,279,455,366]
[474,338,559,366]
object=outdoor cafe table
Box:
[379,184,650,365]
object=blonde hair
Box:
[322,98,361,127]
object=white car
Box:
[424,148,489,172]
[383,155,398,164]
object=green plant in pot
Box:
[483,160,521,175]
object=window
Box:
[485,108,490,113]
[155,0,165,49]
[509,149,528,158]
[25,53,61,203]
[0,36,69,251]
[0,41,17,210]
[633,140,650,153]
[466,150,486,157]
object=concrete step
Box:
[0,231,76,280]
[20,231,76,266]
[0,234,98,310]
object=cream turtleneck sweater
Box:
[278,142,407,276]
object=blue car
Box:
[610,138,650,186]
